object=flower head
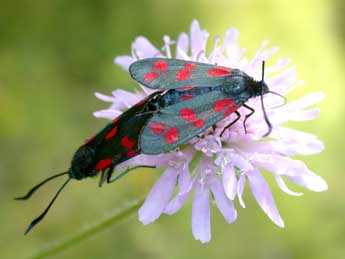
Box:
[94,20,327,243]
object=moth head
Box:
[69,146,97,180]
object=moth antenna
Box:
[261,60,265,82]
[269,90,287,107]
[260,61,272,137]
[15,171,69,200]
[24,178,71,235]
[261,93,272,137]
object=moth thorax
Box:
[223,75,247,95]
[69,146,97,180]
[251,80,269,97]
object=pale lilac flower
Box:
[94,20,327,243]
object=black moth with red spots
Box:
[17,58,276,234]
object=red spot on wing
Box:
[224,105,239,117]
[218,66,232,71]
[180,94,194,101]
[193,119,205,128]
[112,116,120,123]
[121,136,135,149]
[105,125,118,140]
[176,69,191,81]
[180,108,197,122]
[144,71,159,82]
[150,122,166,135]
[127,150,136,157]
[153,60,168,72]
[134,99,146,107]
[95,158,112,170]
[213,99,235,112]
[208,68,232,76]
[180,86,194,91]
[164,128,179,144]
[185,63,196,70]
[84,134,96,144]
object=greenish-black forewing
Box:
[140,90,238,154]
[84,95,157,165]
[129,58,232,90]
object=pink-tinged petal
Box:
[266,66,297,94]
[232,152,255,172]
[116,153,178,170]
[282,92,325,110]
[190,19,208,60]
[288,108,320,121]
[251,154,327,192]
[285,167,328,192]
[222,165,237,200]
[132,36,161,58]
[164,168,193,214]
[272,127,324,155]
[209,175,237,223]
[247,169,284,227]
[176,32,189,59]
[275,175,303,196]
[224,28,244,64]
[237,174,246,208]
[265,58,290,75]
[111,89,145,108]
[139,167,178,225]
[94,92,116,103]
[114,55,135,70]
[93,109,122,120]
[192,183,211,243]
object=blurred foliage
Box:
[0,0,344,258]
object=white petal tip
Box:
[198,238,211,244]
[138,214,155,225]
[304,175,328,192]
[277,221,285,228]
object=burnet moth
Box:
[17,58,283,234]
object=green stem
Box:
[30,198,144,259]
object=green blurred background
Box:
[1,0,344,258]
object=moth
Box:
[17,58,280,234]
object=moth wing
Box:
[140,90,239,154]
[129,58,233,90]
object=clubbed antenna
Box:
[15,171,68,200]
[260,61,272,137]
[24,178,71,235]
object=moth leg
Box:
[220,111,241,137]
[135,90,165,116]
[242,104,255,134]
[99,164,115,187]
[106,165,156,184]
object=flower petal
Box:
[209,175,237,223]
[138,168,178,225]
[237,174,246,208]
[270,127,324,155]
[251,154,327,192]
[246,169,284,227]
[192,183,211,243]
[114,55,135,70]
[93,109,121,120]
[222,165,237,200]
[132,36,161,58]
[164,167,193,215]
[176,32,189,59]
[190,19,208,60]
[275,175,303,196]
